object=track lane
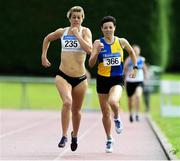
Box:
[0,110,168,160]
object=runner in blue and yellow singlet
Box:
[97,36,124,77]
[89,16,138,153]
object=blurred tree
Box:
[0,0,178,77]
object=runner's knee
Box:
[63,98,72,109]
[71,108,81,115]
[108,98,118,108]
[101,108,111,119]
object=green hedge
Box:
[169,0,180,72]
[1,0,178,77]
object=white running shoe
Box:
[114,118,123,134]
[105,138,114,153]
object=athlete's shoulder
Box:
[115,37,125,48]
[118,38,130,48]
[119,38,128,43]
[140,56,146,62]
[82,26,92,33]
[55,27,66,32]
[54,27,67,37]
[82,26,90,30]
[115,36,120,39]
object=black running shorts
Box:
[96,74,124,94]
[56,70,87,88]
[126,82,143,97]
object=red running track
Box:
[0,110,167,160]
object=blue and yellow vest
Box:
[97,37,124,77]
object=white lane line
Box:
[0,117,55,139]
[53,122,98,161]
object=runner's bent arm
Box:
[71,27,92,53]
[89,40,103,67]
[120,38,138,78]
[41,28,63,67]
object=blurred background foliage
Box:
[0,0,179,77]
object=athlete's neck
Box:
[104,36,115,44]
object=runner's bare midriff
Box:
[59,51,86,77]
